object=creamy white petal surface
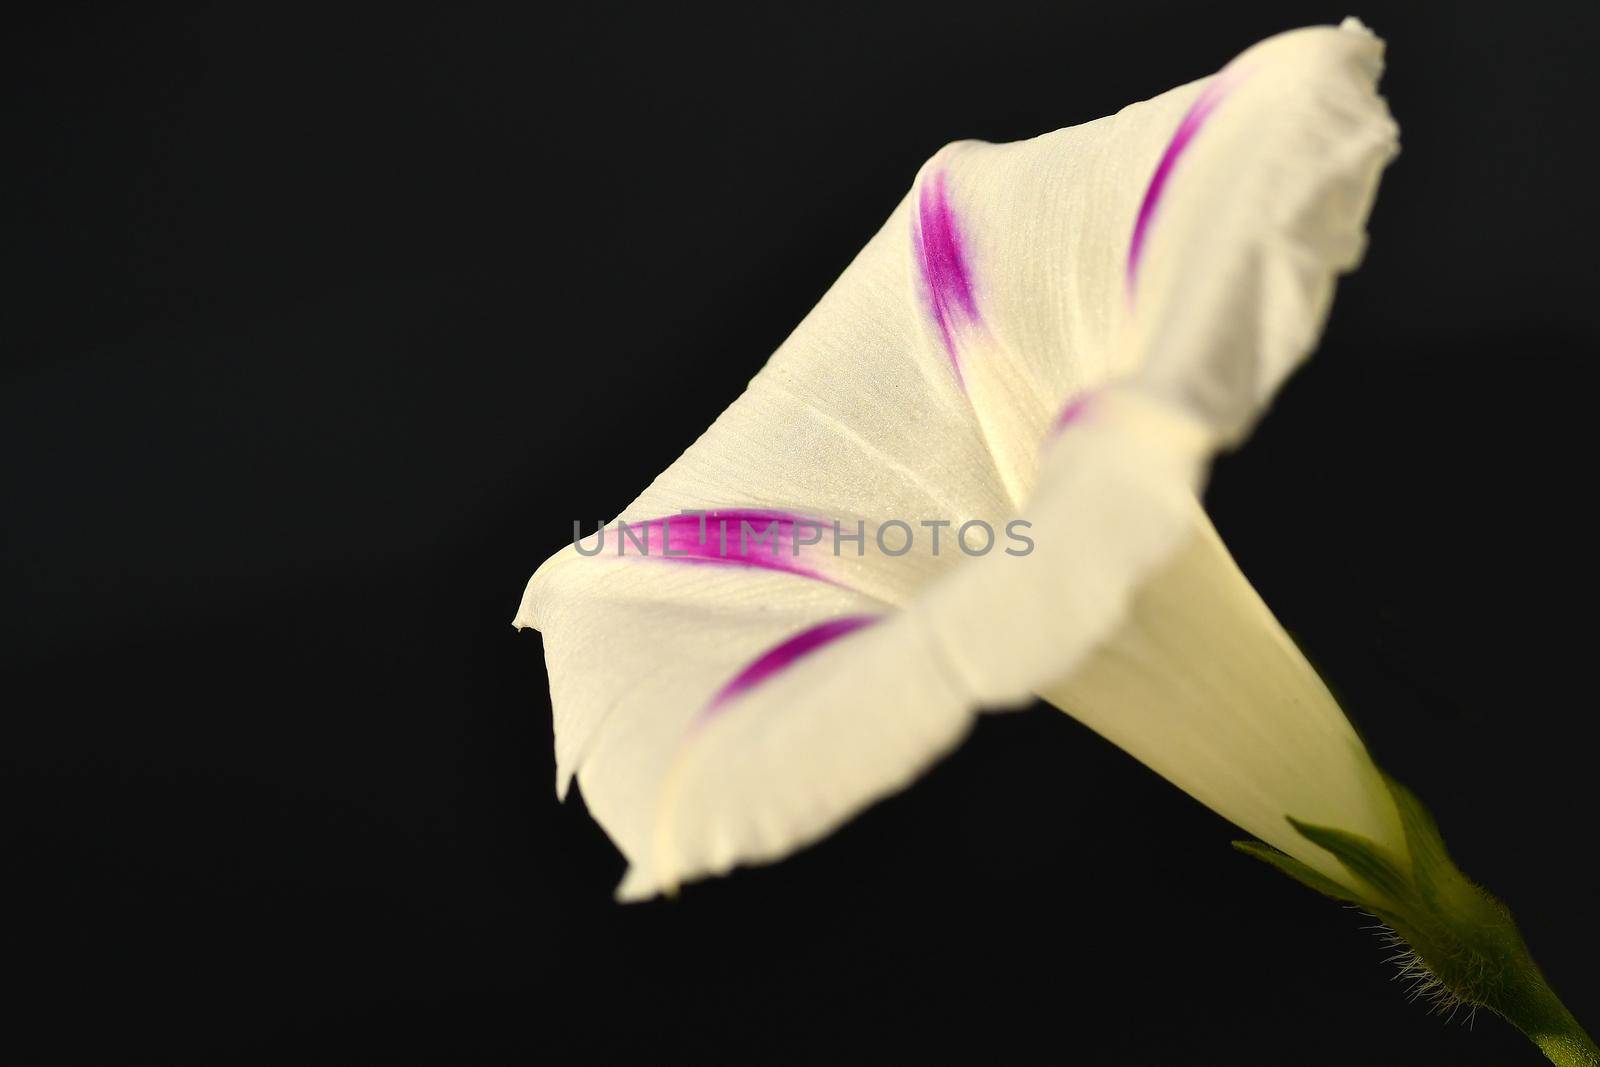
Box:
[517,20,1403,899]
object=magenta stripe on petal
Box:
[706,614,881,714]
[913,169,980,385]
[1126,71,1243,297]
[625,509,829,582]
[1047,391,1095,440]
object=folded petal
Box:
[1123,18,1399,445]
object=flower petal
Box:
[624,607,977,899]
[1123,18,1398,446]
[1038,509,1408,888]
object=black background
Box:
[6,2,1598,1063]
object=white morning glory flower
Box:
[517,20,1593,1063]
[520,17,1397,900]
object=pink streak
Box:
[1126,70,1244,298]
[1048,391,1095,439]
[912,169,980,386]
[706,614,882,715]
[618,509,830,582]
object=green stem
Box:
[1529,1020,1598,1067]
[1501,968,1599,1067]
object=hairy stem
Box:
[1241,772,1595,1065]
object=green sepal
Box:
[1284,815,1415,908]
[1380,772,1455,905]
[1231,840,1359,904]
[1234,773,1598,1067]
